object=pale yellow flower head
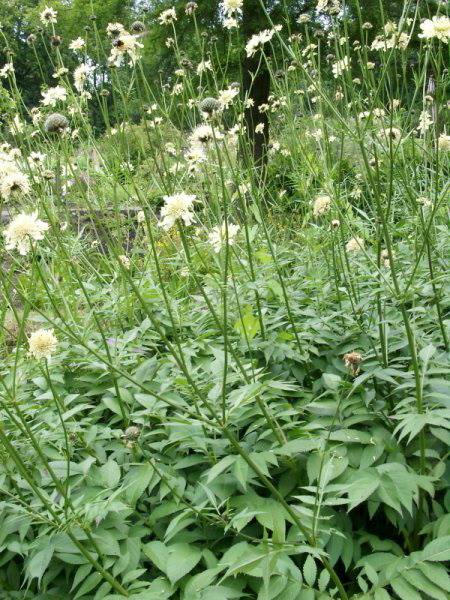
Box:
[419,16,450,43]
[313,194,331,217]
[346,237,365,253]
[3,212,48,255]
[159,193,197,230]
[29,329,58,360]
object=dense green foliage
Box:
[0,1,449,599]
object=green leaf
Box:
[234,305,260,340]
[166,543,202,584]
[123,463,154,506]
[318,569,330,591]
[419,344,436,363]
[274,438,322,456]
[74,572,102,599]
[143,541,169,575]
[420,536,450,562]
[206,455,236,483]
[391,576,422,600]
[417,562,450,593]
[402,568,447,600]
[303,555,317,587]
[374,589,391,600]
[26,543,54,585]
[322,373,342,390]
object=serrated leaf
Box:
[391,575,422,600]
[303,555,317,587]
[420,536,450,562]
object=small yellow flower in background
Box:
[222,0,243,16]
[317,0,341,15]
[255,122,265,134]
[332,56,350,78]
[40,6,57,25]
[106,22,125,37]
[218,86,239,110]
[417,110,433,134]
[0,63,14,78]
[118,254,131,269]
[29,329,58,360]
[3,212,48,255]
[379,127,402,142]
[158,8,177,25]
[313,194,331,217]
[208,222,240,252]
[419,16,450,44]
[346,237,364,253]
[69,37,85,51]
[438,134,450,151]
[73,64,92,93]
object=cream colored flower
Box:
[160,193,197,229]
[190,124,219,145]
[41,86,67,107]
[40,6,57,25]
[159,8,177,25]
[29,329,57,359]
[3,212,48,254]
[196,60,213,75]
[313,194,331,217]
[69,37,85,51]
[438,133,450,151]
[106,22,125,37]
[224,17,238,29]
[118,254,131,269]
[0,171,30,199]
[109,33,143,66]
[417,110,433,134]
[0,63,14,78]
[245,28,280,57]
[346,237,364,253]
[222,0,242,16]
[73,64,92,93]
[332,56,350,78]
[419,16,450,43]
[208,222,240,252]
[317,0,341,15]
[218,86,239,109]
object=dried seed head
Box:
[44,113,69,134]
[123,426,141,441]
[343,352,363,375]
[131,20,146,33]
[199,97,221,115]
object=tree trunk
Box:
[241,0,271,175]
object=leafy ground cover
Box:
[0,1,449,599]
